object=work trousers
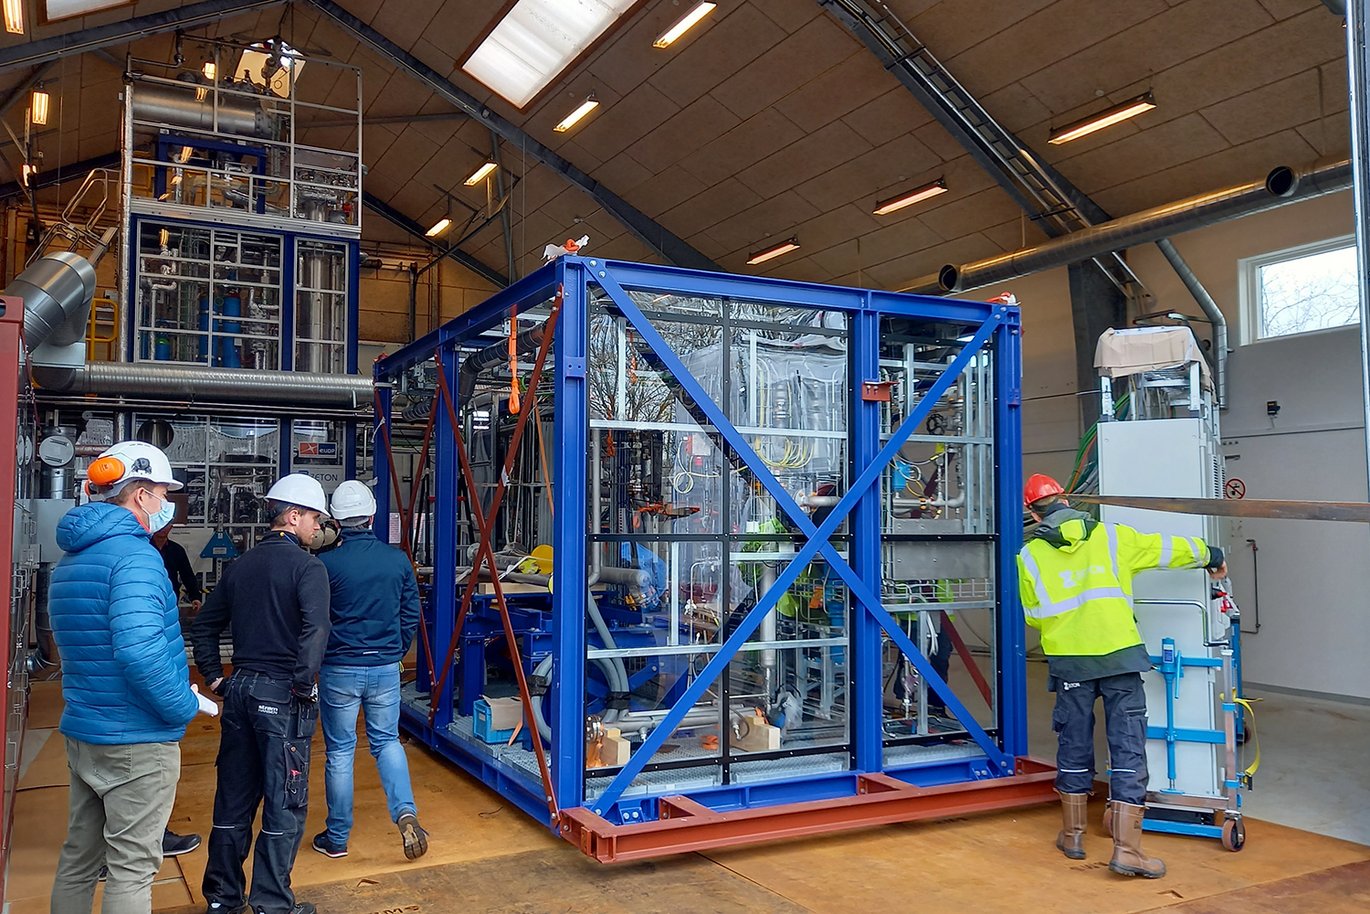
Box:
[51,738,180,914]
[203,671,318,914]
[1052,671,1149,804]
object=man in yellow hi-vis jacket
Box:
[1018,474,1227,879]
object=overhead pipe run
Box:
[1154,239,1229,408]
[911,160,1353,295]
[40,361,373,408]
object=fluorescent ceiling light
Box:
[463,161,498,186]
[3,0,21,33]
[873,177,948,216]
[1048,92,1156,145]
[426,217,452,238]
[553,94,599,133]
[746,238,800,266]
[462,0,636,108]
[203,61,217,81]
[654,2,716,48]
[29,87,49,126]
[44,0,127,20]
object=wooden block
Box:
[602,734,632,767]
[733,719,781,752]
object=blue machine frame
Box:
[376,256,1042,846]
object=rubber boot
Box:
[1055,791,1088,860]
[1109,802,1166,878]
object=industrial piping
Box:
[909,159,1353,295]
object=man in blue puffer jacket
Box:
[48,441,201,914]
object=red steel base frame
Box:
[559,757,1058,863]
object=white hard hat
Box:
[330,479,376,521]
[264,473,330,516]
[86,441,182,496]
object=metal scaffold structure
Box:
[373,255,1054,860]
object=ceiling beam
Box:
[307,0,719,272]
[0,151,119,199]
[363,191,509,288]
[0,0,286,74]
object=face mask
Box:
[146,493,177,533]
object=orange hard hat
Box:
[1023,473,1065,508]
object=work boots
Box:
[1109,801,1166,878]
[1055,791,1088,860]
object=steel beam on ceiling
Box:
[306,0,719,272]
[363,191,510,289]
[0,151,119,199]
[0,0,286,74]
[820,0,1235,403]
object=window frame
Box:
[40,0,133,25]
[1238,234,1359,345]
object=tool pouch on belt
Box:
[284,698,318,810]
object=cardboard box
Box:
[473,695,523,743]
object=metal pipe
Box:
[1154,239,1229,409]
[908,159,1354,294]
[39,361,371,407]
[1347,0,1370,501]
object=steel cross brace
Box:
[428,346,560,818]
[590,271,1011,813]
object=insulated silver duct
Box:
[130,81,277,140]
[41,361,372,408]
[11,251,96,352]
[909,159,1354,294]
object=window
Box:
[1241,237,1361,342]
[44,0,129,21]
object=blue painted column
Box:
[993,307,1028,759]
[430,346,460,729]
[849,304,884,772]
[372,383,392,543]
[551,260,587,810]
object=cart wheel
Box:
[1101,801,1112,837]
[1221,817,1246,852]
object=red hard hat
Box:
[1023,473,1065,508]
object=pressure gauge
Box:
[38,435,75,467]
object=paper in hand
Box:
[191,684,220,717]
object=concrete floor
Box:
[1020,659,1370,846]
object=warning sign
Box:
[1224,478,1246,499]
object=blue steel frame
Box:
[376,256,1025,830]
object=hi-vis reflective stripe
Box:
[1022,586,1130,620]
[1018,548,1051,609]
[1159,535,1173,567]
[1105,525,1120,579]
[1190,537,1207,565]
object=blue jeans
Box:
[319,664,416,845]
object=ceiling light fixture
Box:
[29,86,49,126]
[3,0,22,34]
[553,93,599,133]
[873,177,948,215]
[1048,92,1156,145]
[425,217,452,238]
[746,237,800,266]
[654,2,717,48]
[463,161,498,186]
[463,0,637,108]
[203,60,217,81]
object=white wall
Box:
[1006,190,1370,700]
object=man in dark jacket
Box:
[191,473,331,914]
[311,480,427,861]
[49,441,201,914]
[153,523,203,611]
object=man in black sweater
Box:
[153,525,202,612]
[191,474,331,914]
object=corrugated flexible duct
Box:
[40,361,373,408]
